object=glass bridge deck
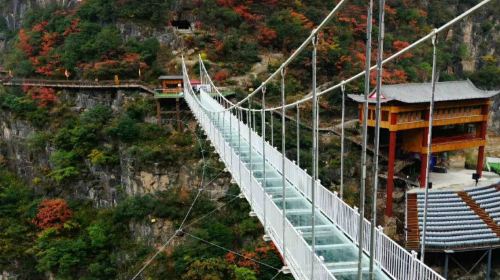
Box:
[206,104,390,280]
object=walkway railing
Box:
[184,78,335,280]
[3,78,156,94]
[183,65,444,279]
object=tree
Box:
[32,199,73,230]
[182,258,235,280]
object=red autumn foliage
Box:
[257,26,277,46]
[18,29,34,56]
[233,5,261,22]
[123,53,141,63]
[32,21,48,33]
[40,32,59,56]
[370,68,408,86]
[32,199,73,230]
[29,87,57,107]
[224,243,279,272]
[392,40,413,59]
[63,18,80,36]
[216,0,235,6]
[290,11,314,29]
[214,40,225,54]
[214,69,229,81]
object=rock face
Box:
[1,0,77,31]
[491,93,500,135]
[0,89,228,207]
[116,21,182,49]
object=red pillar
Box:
[476,103,489,178]
[477,146,485,177]
[386,130,397,217]
[156,100,162,126]
[420,153,427,188]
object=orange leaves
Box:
[32,21,49,33]
[63,18,80,36]
[40,32,59,56]
[214,69,229,81]
[18,29,34,56]
[224,243,279,273]
[385,5,397,15]
[392,40,413,59]
[32,199,73,230]
[233,5,261,22]
[214,40,225,54]
[370,68,407,86]
[216,0,235,6]
[290,11,314,29]
[123,53,141,63]
[24,86,57,107]
[257,26,277,46]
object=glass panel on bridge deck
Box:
[274,197,311,211]
[284,209,328,227]
[264,186,300,199]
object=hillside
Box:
[0,0,499,279]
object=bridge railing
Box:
[185,82,336,280]
[3,78,156,93]
[184,60,444,279]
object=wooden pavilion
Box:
[349,80,499,217]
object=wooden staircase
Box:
[457,191,500,237]
[406,193,420,250]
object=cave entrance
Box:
[171,20,191,30]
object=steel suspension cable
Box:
[198,0,492,114]
[421,30,439,263]
[369,0,386,277]
[181,231,282,271]
[358,0,374,278]
[311,34,319,279]
[196,0,348,112]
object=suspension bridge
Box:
[176,0,495,279]
[1,0,495,278]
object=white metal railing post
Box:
[296,104,300,167]
[340,81,346,198]
[182,55,447,280]
[270,110,274,147]
[370,0,385,277]
[238,109,242,188]
[223,104,226,162]
[230,107,233,167]
[358,1,374,279]
[311,33,319,280]
[248,98,253,207]
[262,86,268,232]
[421,29,439,263]
[280,67,287,265]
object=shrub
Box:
[32,199,73,230]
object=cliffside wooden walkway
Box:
[2,78,157,94]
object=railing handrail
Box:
[183,59,444,279]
